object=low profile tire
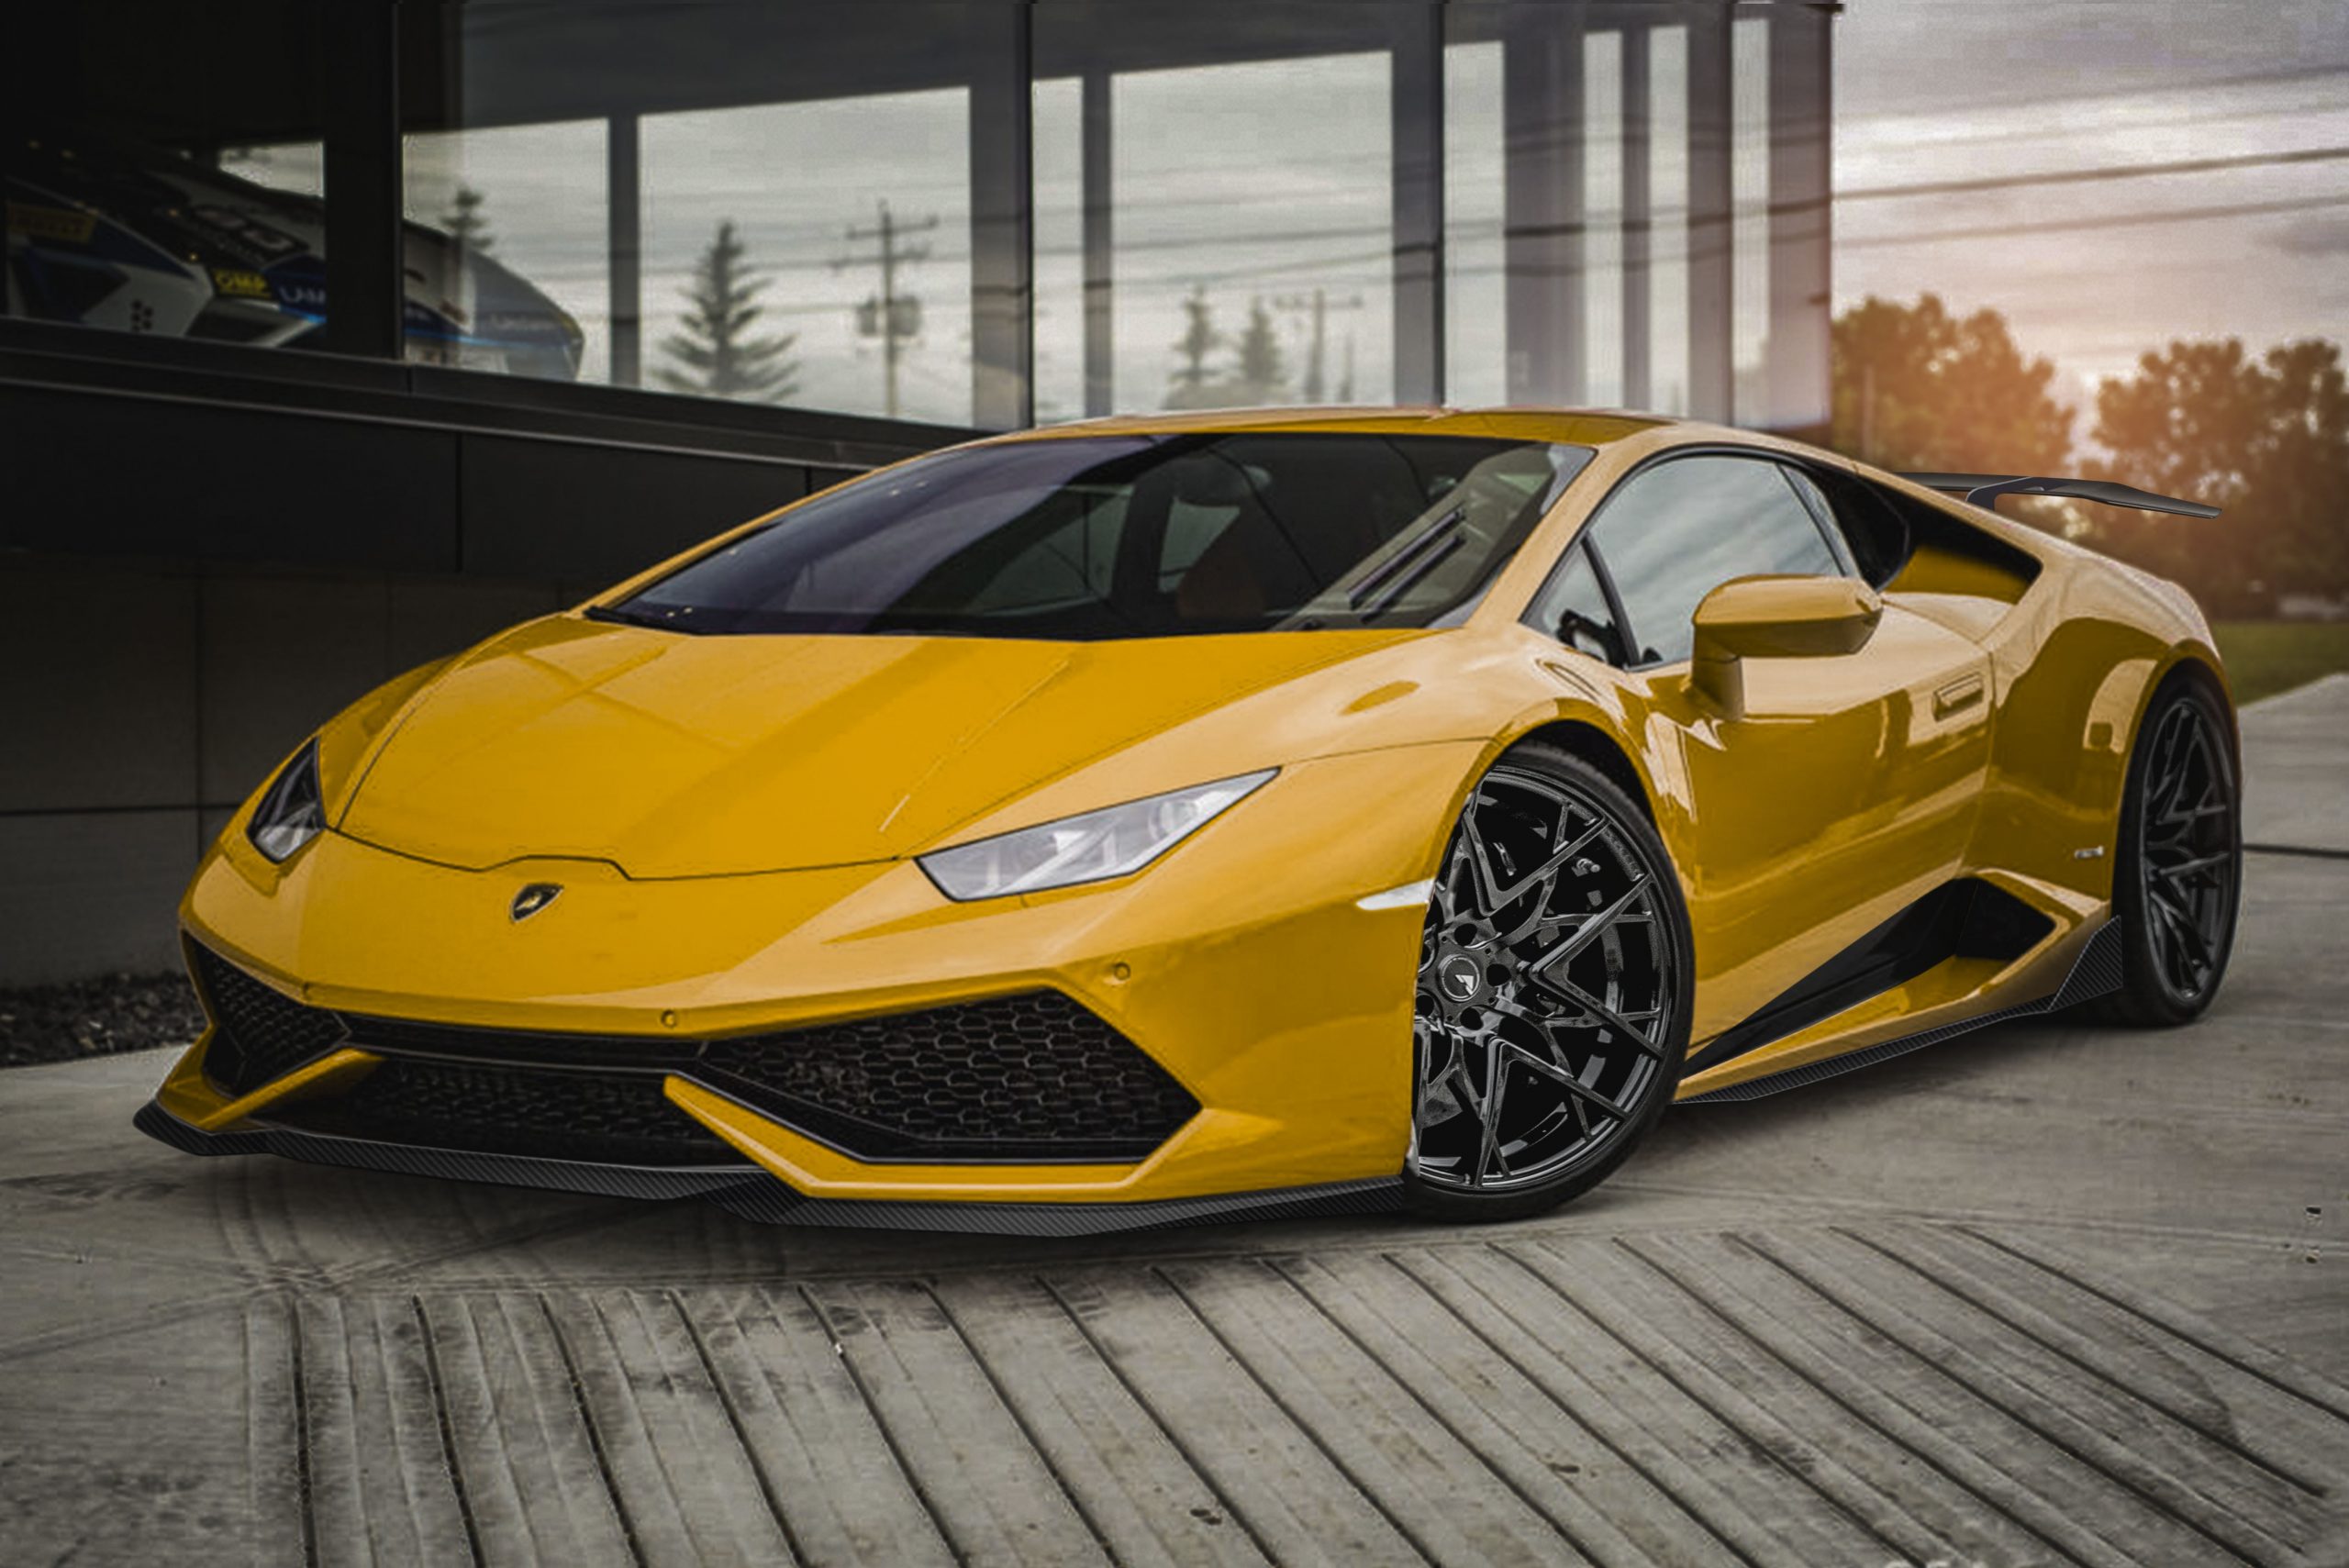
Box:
[2095,674,2243,1028]
[1404,743,1694,1222]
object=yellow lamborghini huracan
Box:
[137,410,2240,1230]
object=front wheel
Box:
[1405,744,1694,1222]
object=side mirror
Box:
[1689,574,1882,719]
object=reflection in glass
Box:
[1586,455,1841,665]
[1031,77,1085,423]
[1583,29,1624,409]
[404,121,603,380]
[1035,4,1404,419]
[1525,541,1627,666]
[7,136,335,350]
[1732,17,1772,425]
[641,93,971,424]
[607,432,1592,638]
[1443,39,1507,407]
[1110,53,1392,411]
[1648,25,1691,415]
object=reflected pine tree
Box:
[659,219,802,403]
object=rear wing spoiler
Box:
[1902,473,2220,518]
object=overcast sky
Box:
[1833,0,2349,407]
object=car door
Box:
[1524,450,1995,1052]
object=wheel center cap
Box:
[1439,954,1484,1003]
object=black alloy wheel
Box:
[2099,676,2242,1026]
[1406,744,1693,1220]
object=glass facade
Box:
[5,2,1831,434]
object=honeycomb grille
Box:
[190,944,349,1097]
[186,948,1194,1165]
[696,992,1199,1162]
[274,1059,737,1167]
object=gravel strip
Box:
[0,972,205,1069]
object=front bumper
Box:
[147,744,1483,1229]
[131,1099,1404,1235]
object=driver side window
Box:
[1563,454,1845,667]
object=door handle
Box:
[1933,673,1986,719]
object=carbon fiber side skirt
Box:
[1678,917,2126,1105]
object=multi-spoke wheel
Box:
[2098,676,2241,1026]
[1405,744,1692,1219]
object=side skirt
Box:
[1678,918,2125,1105]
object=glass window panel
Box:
[1583,30,1624,409]
[1443,38,1507,407]
[1731,16,1772,426]
[1648,25,1690,416]
[1586,454,1841,666]
[404,120,606,381]
[6,8,328,352]
[611,431,1592,638]
[1030,76,1085,424]
[1036,4,1403,419]
[640,92,972,423]
[1524,541,1627,666]
[395,2,1007,423]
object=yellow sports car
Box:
[136,410,2239,1230]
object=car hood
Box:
[335,615,1421,877]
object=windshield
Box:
[600,432,1594,639]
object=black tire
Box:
[1403,742,1694,1222]
[2094,673,2242,1027]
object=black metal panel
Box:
[0,384,461,570]
[322,1,403,361]
[457,432,808,584]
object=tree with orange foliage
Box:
[2088,338,2349,615]
[1829,294,2073,475]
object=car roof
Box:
[987,406,1675,448]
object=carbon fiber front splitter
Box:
[131,1099,1406,1236]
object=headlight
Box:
[246,740,326,863]
[918,769,1276,901]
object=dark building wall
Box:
[0,327,959,982]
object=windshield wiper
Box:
[584,603,694,632]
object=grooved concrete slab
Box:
[213,1225,2349,1568]
[4,680,2346,1566]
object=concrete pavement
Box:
[4,680,2346,1566]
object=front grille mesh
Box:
[191,945,348,1097]
[276,1058,737,1167]
[698,992,1199,1161]
[184,946,1196,1165]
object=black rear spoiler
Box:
[1902,473,2220,518]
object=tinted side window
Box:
[1801,466,1912,587]
[1524,541,1628,665]
[1586,455,1843,665]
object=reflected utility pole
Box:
[1272,288,1364,403]
[835,200,937,418]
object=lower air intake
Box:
[273,1058,739,1167]
[190,943,349,1097]
[696,992,1201,1162]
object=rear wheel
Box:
[1405,744,1692,1221]
[2097,676,2241,1027]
